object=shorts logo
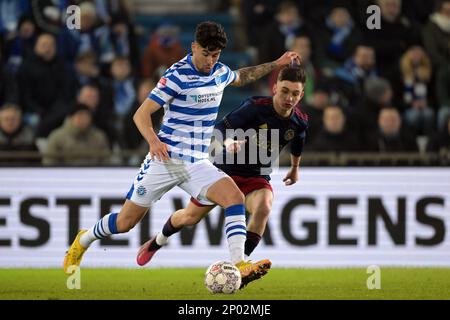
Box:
[137,186,147,196]
[284,129,295,141]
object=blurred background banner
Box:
[1,167,449,268]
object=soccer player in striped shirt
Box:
[140,65,308,288]
[64,21,299,286]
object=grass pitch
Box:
[0,268,449,300]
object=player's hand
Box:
[225,139,246,153]
[275,51,302,68]
[149,137,170,161]
[283,166,299,186]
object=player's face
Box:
[273,80,304,115]
[191,42,221,74]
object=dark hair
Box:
[69,103,92,116]
[277,66,307,84]
[195,21,227,51]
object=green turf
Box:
[0,268,449,300]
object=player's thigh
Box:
[205,176,245,208]
[245,188,273,217]
[179,160,244,207]
[116,199,149,231]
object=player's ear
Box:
[272,83,277,95]
[300,90,305,100]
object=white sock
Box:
[80,213,119,248]
[224,204,247,264]
[155,232,169,246]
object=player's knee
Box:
[253,202,272,220]
[227,189,245,206]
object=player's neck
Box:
[273,102,293,119]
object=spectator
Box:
[0,65,18,106]
[400,46,435,135]
[241,0,278,48]
[69,51,101,94]
[367,0,420,78]
[427,115,450,154]
[436,64,450,131]
[316,6,363,71]
[307,105,362,152]
[93,0,133,25]
[110,15,140,73]
[43,103,110,165]
[141,22,185,79]
[3,16,37,74]
[110,56,136,128]
[122,78,163,161]
[258,0,313,64]
[0,103,36,156]
[0,0,31,37]
[369,107,418,152]
[62,1,115,71]
[302,82,331,142]
[422,0,450,69]
[334,44,377,106]
[354,77,393,143]
[76,83,115,147]
[17,32,70,136]
[269,35,320,104]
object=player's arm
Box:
[283,133,305,186]
[214,101,257,153]
[133,98,169,161]
[231,51,301,87]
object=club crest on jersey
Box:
[214,75,222,86]
[284,129,295,141]
[137,185,147,196]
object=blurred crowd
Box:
[244,0,450,158]
[0,0,449,166]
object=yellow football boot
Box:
[236,259,272,289]
[63,230,88,274]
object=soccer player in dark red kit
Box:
[143,64,308,288]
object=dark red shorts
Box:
[190,175,273,207]
[229,175,273,196]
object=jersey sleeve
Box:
[223,64,237,87]
[148,73,183,107]
[290,130,306,157]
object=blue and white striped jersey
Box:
[148,53,237,163]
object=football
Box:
[204,261,242,294]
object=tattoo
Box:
[235,62,278,86]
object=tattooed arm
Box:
[231,51,301,87]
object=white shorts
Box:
[126,156,228,207]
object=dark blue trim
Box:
[168,118,216,127]
[226,224,247,234]
[159,136,210,152]
[227,231,247,239]
[160,85,179,98]
[109,213,118,234]
[148,94,165,107]
[160,124,213,140]
[126,184,134,199]
[169,104,219,116]
[224,204,245,217]
[167,150,201,163]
